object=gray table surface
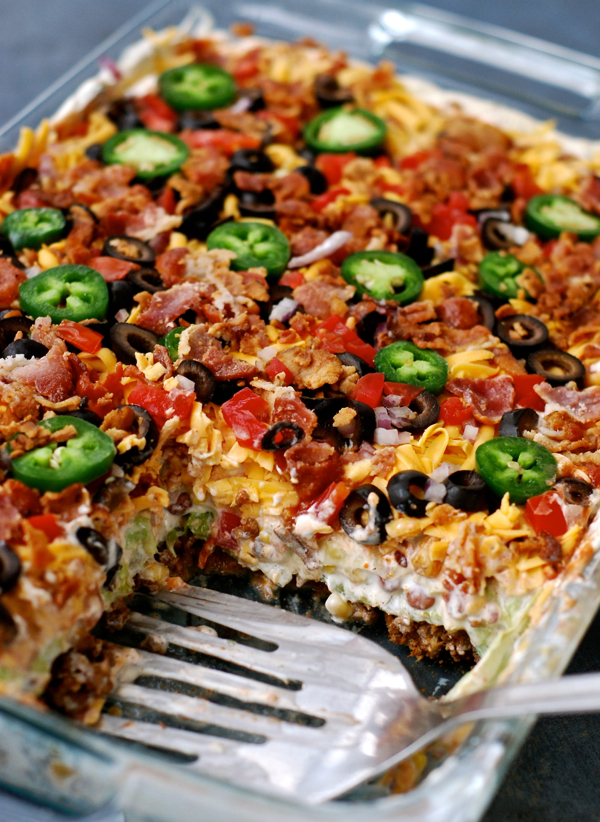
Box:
[1,1,600,821]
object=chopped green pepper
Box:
[207,221,290,279]
[374,341,448,394]
[1,207,66,251]
[341,250,424,303]
[525,194,600,242]
[478,251,537,301]
[303,107,387,154]
[159,63,236,112]
[475,436,557,505]
[11,416,116,493]
[159,327,183,361]
[102,129,189,179]
[19,264,109,323]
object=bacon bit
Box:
[446,375,515,424]
[282,440,339,501]
[187,326,258,380]
[1,479,41,517]
[436,297,481,329]
[14,341,75,403]
[136,283,203,336]
[0,492,20,540]
[27,513,63,542]
[41,484,87,520]
[0,257,26,309]
[88,256,139,282]
[155,247,189,287]
[271,395,316,435]
[535,383,600,423]
[276,344,343,390]
[293,280,354,320]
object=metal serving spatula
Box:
[97,585,600,805]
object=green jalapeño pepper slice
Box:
[303,107,387,154]
[341,250,424,304]
[159,327,183,361]
[19,264,109,323]
[159,63,236,112]
[525,194,600,242]
[207,221,290,278]
[1,207,66,251]
[11,416,116,493]
[478,251,538,301]
[475,436,557,505]
[102,129,189,179]
[374,341,448,394]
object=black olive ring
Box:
[339,485,392,545]
[496,314,549,353]
[103,235,156,265]
[555,477,594,506]
[443,470,488,512]
[369,198,412,235]
[387,470,429,518]
[527,349,585,387]
[76,527,110,566]
[261,421,305,451]
[109,323,158,365]
[127,267,165,295]
[175,360,216,403]
[113,404,159,470]
[499,408,539,438]
[0,541,21,594]
[404,391,440,432]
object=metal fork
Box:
[98,584,600,805]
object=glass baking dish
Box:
[2,2,600,820]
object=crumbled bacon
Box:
[186,325,258,380]
[13,341,75,403]
[536,383,600,422]
[446,375,515,424]
[272,395,317,435]
[281,440,339,500]
[435,296,481,329]
[276,344,343,390]
[136,283,206,335]
[1,479,41,518]
[155,248,190,287]
[293,280,354,320]
[0,489,21,540]
[0,257,26,308]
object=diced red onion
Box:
[431,462,459,483]
[176,375,195,392]
[269,297,298,323]
[258,345,279,362]
[374,406,392,430]
[98,56,122,81]
[424,478,447,503]
[383,394,413,408]
[25,266,42,279]
[388,406,417,428]
[288,230,353,268]
[374,428,402,446]
[476,209,510,227]
[115,308,129,323]
[463,424,479,443]
[228,96,252,114]
[494,221,530,246]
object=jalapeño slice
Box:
[19,264,109,323]
[159,327,184,361]
[374,341,448,394]
[341,250,424,304]
[525,194,600,242]
[475,436,557,505]
[207,221,290,278]
[159,63,236,112]
[303,107,387,154]
[478,251,537,301]
[11,416,116,493]
[102,129,189,179]
[1,207,66,251]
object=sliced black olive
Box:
[107,98,143,131]
[238,199,277,220]
[339,485,391,545]
[66,202,99,225]
[555,477,594,506]
[69,408,103,427]
[238,187,275,206]
[0,541,21,594]
[104,543,123,590]
[0,316,33,351]
[405,391,439,432]
[405,226,434,267]
[466,294,495,330]
[108,279,136,317]
[113,404,159,470]
[94,477,135,511]
[481,217,515,251]
[85,143,105,163]
[261,421,305,451]
[76,527,109,565]
[496,314,549,353]
[177,110,220,130]
[109,323,159,365]
[296,165,327,195]
[527,349,585,387]
[336,352,374,377]
[230,148,274,174]
[0,235,15,257]
[12,167,38,195]
[315,73,354,108]
[179,186,228,240]
[355,310,384,345]
[127,267,165,295]
[212,379,248,405]
[470,207,511,222]
[2,338,48,359]
[103,235,156,265]
[443,470,488,512]
[312,398,376,450]
[369,198,412,235]
[387,470,429,518]
[422,258,455,278]
[0,602,17,646]
[237,88,265,112]
[175,360,216,403]
[499,408,539,438]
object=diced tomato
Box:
[419,191,477,241]
[221,387,270,450]
[512,164,543,200]
[88,256,138,282]
[374,156,392,168]
[298,481,350,525]
[543,239,558,258]
[311,187,351,214]
[127,382,195,429]
[315,153,356,186]
[279,270,305,288]
[57,320,103,354]
[351,372,385,408]
[315,314,376,366]
[439,397,474,426]
[315,314,349,336]
[518,391,546,412]
[155,186,177,214]
[265,357,294,386]
[379,182,405,197]
[15,190,47,209]
[180,128,261,156]
[382,382,423,403]
[136,94,178,132]
[344,337,377,366]
[399,149,433,170]
[525,492,568,539]
[27,514,62,542]
[233,49,261,82]
[513,375,544,408]
[256,110,300,141]
[215,510,242,550]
